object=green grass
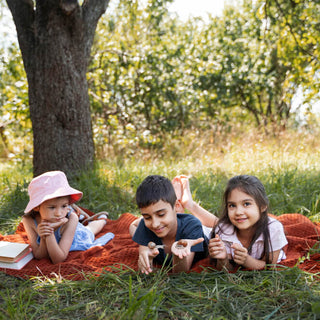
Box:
[0,127,320,319]
[0,267,319,319]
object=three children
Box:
[23,170,287,273]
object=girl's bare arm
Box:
[45,212,78,264]
[22,216,50,259]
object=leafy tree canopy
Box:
[1,0,319,160]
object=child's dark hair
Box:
[136,175,177,209]
[216,175,273,264]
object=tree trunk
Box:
[6,0,109,176]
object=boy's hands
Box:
[171,238,204,259]
[208,234,227,259]
[138,245,160,274]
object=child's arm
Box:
[129,217,142,237]
[22,216,51,259]
[208,235,234,270]
[171,238,204,273]
[173,175,218,228]
[44,212,78,264]
[137,244,159,274]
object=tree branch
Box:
[268,0,318,63]
[82,0,110,57]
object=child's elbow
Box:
[51,253,68,264]
[51,256,67,264]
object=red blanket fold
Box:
[0,212,319,280]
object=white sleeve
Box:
[268,218,288,251]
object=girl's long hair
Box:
[215,175,273,264]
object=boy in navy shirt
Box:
[130,175,206,274]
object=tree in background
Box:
[263,0,320,106]
[5,0,110,176]
[1,0,319,161]
[89,0,318,148]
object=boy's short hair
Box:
[136,175,177,209]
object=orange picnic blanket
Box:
[0,212,319,280]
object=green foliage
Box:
[262,0,320,104]
[89,0,193,155]
[1,0,320,160]
[86,0,320,157]
[0,44,31,160]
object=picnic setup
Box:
[0,209,319,280]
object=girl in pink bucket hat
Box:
[23,171,114,264]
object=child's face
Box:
[140,200,177,239]
[35,196,70,223]
[227,188,261,235]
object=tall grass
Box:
[0,127,319,319]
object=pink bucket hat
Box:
[24,171,83,213]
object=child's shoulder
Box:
[267,216,282,225]
[267,216,285,232]
[177,213,202,230]
[177,213,201,223]
[22,213,37,224]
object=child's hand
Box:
[37,220,55,238]
[37,218,68,238]
[208,235,227,259]
[231,243,248,266]
[171,238,204,259]
[48,217,69,230]
[138,245,159,274]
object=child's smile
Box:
[141,200,177,239]
[227,188,261,235]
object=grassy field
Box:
[0,128,320,319]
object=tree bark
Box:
[6,0,109,176]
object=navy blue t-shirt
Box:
[132,213,208,266]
